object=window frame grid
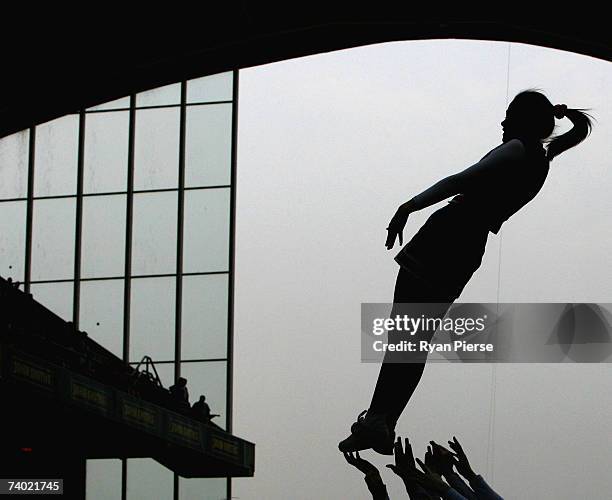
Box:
[4,71,237,500]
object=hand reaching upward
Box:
[429,440,459,475]
[343,451,379,476]
[448,436,477,481]
[385,436,419,482]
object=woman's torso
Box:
[394,140,550,298]
[451,139,550,234]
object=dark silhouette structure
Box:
[339,91,593,454]
[0,277,255,497]
[2,17,612,139]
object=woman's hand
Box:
[385,202,412,250]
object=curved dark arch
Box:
[2,15,611,138]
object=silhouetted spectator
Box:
[192,395,219,422]
[169,377,189,407]
[343,451,390,500]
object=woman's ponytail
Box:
[546,107,594,161]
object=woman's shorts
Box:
[394,202,490,301]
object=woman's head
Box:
[502,89,593,161]
[502,90,555,143]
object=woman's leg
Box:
[368,267,451,431]
[338,267,454,454]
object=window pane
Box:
[129,277,175,362]
[80,279,124,357]
[126,458,173,500]
[136,83,181,107]
[31,198,75,281]
[86,459,121,500]
[84,111,129,194]
[134,108,179,190]
[132,192,177,275]
[179,478,226,500]
[0,130,29,199]
[34,115,79,197]
[181,361,227,430]
[81,194,126,278]
[87,96,130,111]
[185,104,232,187]
[183,188,230,273]
[0,201,26,282]
[181,274,228,360]
[187,72,233,103]
[30,281,73,322]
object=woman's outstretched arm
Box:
[406,139,525,212]
[385,139,525,249]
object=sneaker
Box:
[338,410,395,455]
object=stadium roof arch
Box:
[1,12,609,138]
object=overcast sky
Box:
[232,39,612,499]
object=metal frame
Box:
[83,100,233,115]
[23,127,35,294]
[0,184,232,204]
[172,82,188,500]
[121,94,137,500]
[1,75,237,500]
[27,271,229,285]
[175,81,187,381]
[72,111,86,328]
[129,358,228,366]
[225,69,240,500]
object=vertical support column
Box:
[173,81,188,500]
[24,127,35,294]
[123,95,136,364]
[121,94,136,500]
[226,68,240,500]
[175,81,187,382]
[73,111,86,329]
